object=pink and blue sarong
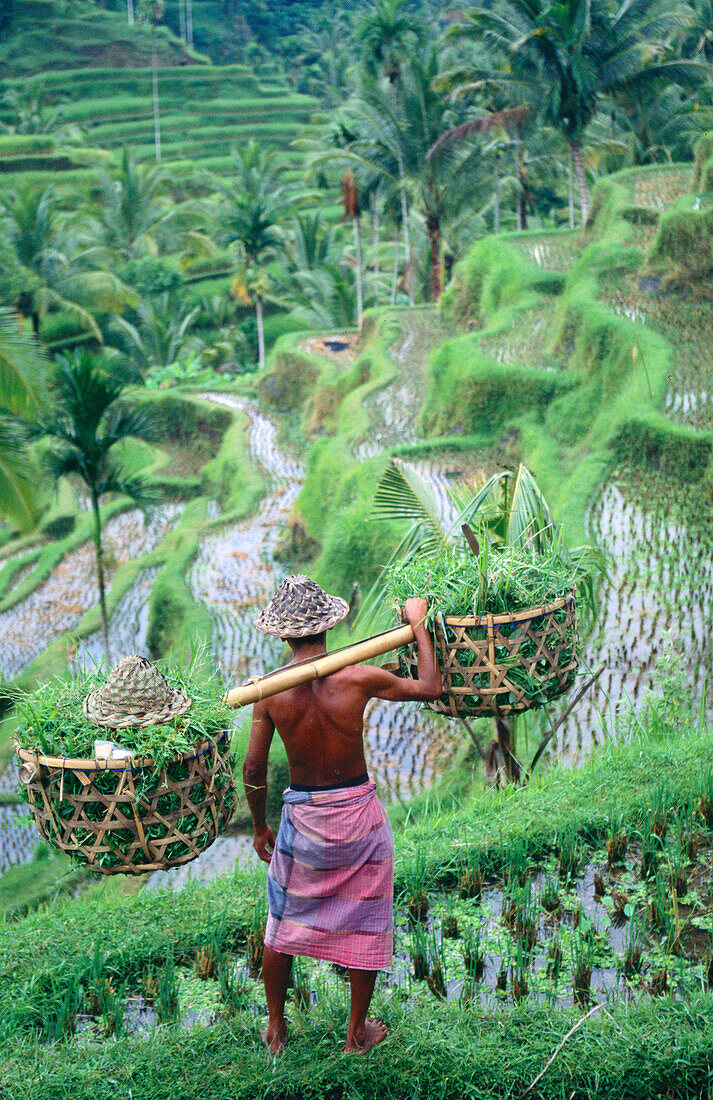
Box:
[264,780,394,970]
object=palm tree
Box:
[0,183,137,339]
[356,0,423,92]
[94,148,169,261]
[446,0,705,223]
[0,307,47,531]
[342,171,363,326]
[38,352,162,659]
[205,142,294,369]
[110,293,201,371]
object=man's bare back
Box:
[244,598,441,856]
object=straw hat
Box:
[255,575,349,638]
[82,655,192,729]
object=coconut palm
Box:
[38,352,162,660]
[0,307,48,531]
[94,148,170,261]
[110,293,201,372]
[0,183,137,338]
[204,142,295,369]
[356,0,423,91]
[342,170,364,326]
[446,0,705,222]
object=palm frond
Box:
[0,414,40,531]
[370,457,449,545]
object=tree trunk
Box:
[568,145,575,230]
[515,140,527,231]
[397,151,415,307]
[255,294,265,370]
[178,0,185,41]
[91,492,112,664]
[186,0,193,45]
[493,153,500,233]
[127,0,134,25]
[390,235,399,305]
[353,215,363,327]
[427,212,441,302]
[570,140,589,225]
[152,21,161,163]
[371,190,379,278]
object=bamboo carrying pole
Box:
[224,624,415,709]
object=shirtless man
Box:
[243,575,441,1055]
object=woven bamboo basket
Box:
[15,732,236,875]
[400,592,578,718]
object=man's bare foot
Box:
[261,1022,288,1055]
[345,1018,388,1053]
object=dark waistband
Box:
[289,772,369,793]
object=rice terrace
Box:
[3,0,713,1096]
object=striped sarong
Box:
[264,780,394,970]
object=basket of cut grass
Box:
[14,655,236,874]
[389,544,581,718]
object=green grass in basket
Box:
[386,544,578,622]
[13,657,233,770]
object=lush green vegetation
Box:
[1,2,713,1096]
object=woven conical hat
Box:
[82,655,192,729]
[255,575,349,638]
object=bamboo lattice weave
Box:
[401,594,578,718]
[16,733,236,874]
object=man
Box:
[243,574,441,1055]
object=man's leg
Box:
[261,945,293,1054]
[345,969,388,1053]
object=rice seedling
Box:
[246,889,267,978]
[594,872,606,899]
[650,968,669,997]
[546,936,564,982]
[290,958,310,1010]
[621,919,644,979]
[611,889,631,926]
[540,875,561,913]
[571,935,594,1007]
[557,828,583,884]
[607,826,628,868]
[97,977,126,1037]
[410,921,429,981]
[422,929,448,1000]
[405,846,430,923]
[458,861,482,901]
[504,838,529,889]
[43,972,82,1041]
[442,895,460,940]
[510,938,530,1003]
[194,945,216,981]
[461,921,486,982]
[154,948,179,1025]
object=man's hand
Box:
[253,825,276,863]
[403,597,428,630]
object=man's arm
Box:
[243,700,276,863]
[353,597,442,703]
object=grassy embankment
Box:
[2,685,713,1097]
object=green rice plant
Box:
[458,854,482,901]
[540,874,562,914]
[43,971,82,1041]
[510,938,530,1003]
[290,958,310,1010]
[607,813,628,867]
[410,921,429,981]
[154,949,179,1026]
[571,934,594,1007]
[215,945,249,1018]
[425,931,448,1000]
[461,920,486,982]
[442,895,460,940]
[557,828,584,885]
[404,845,430,923]
[246,888,267,978]
[97,977,126,1038]
[620,918,644,979]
